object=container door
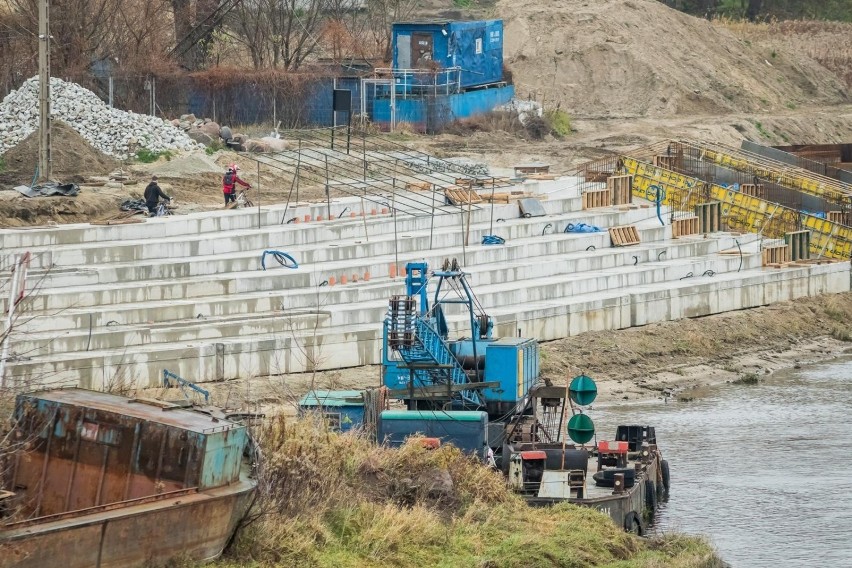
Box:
[412,32,434,68]
[397,34,411,68]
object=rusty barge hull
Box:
[1,389,256,568]
[1,480,254,568]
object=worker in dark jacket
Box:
[144,175,171,215]
[222,164,250,206]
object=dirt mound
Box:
[498,0,850,117]
[0,121,119,186]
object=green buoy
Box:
[567,413,595,444]
[569,374,598,406]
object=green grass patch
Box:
[733,372,762,385]
[453,0,473,7]
[752,120,772,139]
[0,155,5,173]
[205,139,225,155]
[135,148,174,163]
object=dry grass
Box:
[200,414,722,567]
[715,18,852,88]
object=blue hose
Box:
[261,250,299,271]
[481,235,506,245]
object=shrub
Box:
[135,148,174,163]
[545,109,572,137]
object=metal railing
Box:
[373,67,463,97]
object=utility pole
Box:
[37,0,51,182]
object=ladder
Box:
[389,310,481,407]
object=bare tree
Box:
[8,0,123,74]
[231,0,330,70]
[365,0,419,62]
[321,0,369,61]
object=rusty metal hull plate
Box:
[0,479,254,568]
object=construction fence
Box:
[5,68,371,129]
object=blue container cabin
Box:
[298,390,366,432]
[392,20,505,90]
[378,410,489,460]
[370,19,514,132]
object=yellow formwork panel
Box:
[620,157,852,260]
[700,148,848,202]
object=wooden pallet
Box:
[785,230,811,261]
[445,187,482,205]
[827,211,851,225]
[405,181,433,191]
[607,175,633,205]
[740,184,766,199]
[582,188,612,209]
[609,225,641,247]
[761,244,791,266]
[653,155,679,170]
[672,216,700,238]
[695,202,721,233]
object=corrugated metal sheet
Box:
[298,389,365,408]
[24,389,239,434]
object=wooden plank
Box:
[525,173,559,180]
[405,181,433,191]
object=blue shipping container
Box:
[392,20,504,90]
[378,410,489,460]
[299,389,366,432]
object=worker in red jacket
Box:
[222,164,250,206]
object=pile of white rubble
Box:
[0,76,201,159]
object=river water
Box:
[591,356,852,568]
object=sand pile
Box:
[0,121,119,185]
[498,0,850,117]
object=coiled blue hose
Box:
[261,250,299,270]
[481,235,506,245]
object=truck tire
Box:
[644,479,657,512]
[624,511,644,536]
[661,460,671,493]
